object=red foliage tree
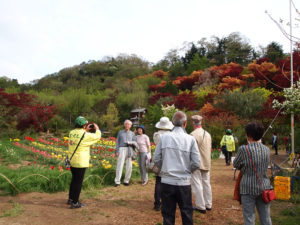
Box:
[174,91,198,110]
[0,89,58,131]
[149,92,173,105]
[172,71,202,90]
[210,63,244,81]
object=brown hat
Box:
[191,115,203,123]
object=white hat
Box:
[155,117,174,130]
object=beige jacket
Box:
[190,127,211,171]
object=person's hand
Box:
[93,123,99,130]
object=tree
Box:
[187,54,210,75]
[213,88,271,118]
[273,80,300,115]
[101,103,119,132]
[265,42,284,63]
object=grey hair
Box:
[124,119,132,126]
[172,111,187,127]
[192,121,202,126]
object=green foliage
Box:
[214,88,270,118]
[101,103,119,133]
[0,202,23,218]
[187,54,210,75]
[193,87,217,108]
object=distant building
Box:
[130,108,146,126]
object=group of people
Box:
[67,113,273,225]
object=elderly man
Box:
[114,119,136,187]
[154,111,201,225]
[190,115,212,214]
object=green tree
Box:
[265,42,284,63]
[214,88,271,118]
[187,54,210,74]
[101,103,119,132]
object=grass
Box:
[0,201,24,218]
[270,193,300,225]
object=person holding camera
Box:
[67,116,101,209]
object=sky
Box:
[0,0,299,84]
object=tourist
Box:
[136,124,150,186]
[154,111,201,225]
[220,129,236,165]
[233,122,272,225]
[272,132,278,155]
[152,117,174,211]
[67,116,101,209]
[190,115,212,214]
[114,120,136,187]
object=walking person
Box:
[67,116,101,209]
[190,115,212,214]
[152,117,174,211]
[233,122,273,225]
[272,132,278,155]
[154,111,201,225]
[114,120,136,187]
[136,124,150,186]
[220,129,236,165]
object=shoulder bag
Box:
[246,146,276,203]
[65,132,86,168]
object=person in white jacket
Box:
[154,111,201,225]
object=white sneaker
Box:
[142,181,148,186]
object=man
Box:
[190,115,212,214]
[154,111,201,225]
[272,132,278,155]
[114,119,136,187]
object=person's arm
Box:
[146,136,151,153]
[190,138,201,172]
[154,138,163,168]
[220,135,225,147]
[233,146,244,169]
[116,131,121,154]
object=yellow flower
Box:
[93,156,97,159]
[89,164,93,168]
[63,137,69,141]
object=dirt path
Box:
[0,158,244,225]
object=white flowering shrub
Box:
[161,104,179,120]
[272,81,300,114]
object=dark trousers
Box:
[154,176,162,208]
[227,152,233,164]
[161,183,193,225]
[69,167,86,203]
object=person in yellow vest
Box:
[220,129,235,166]
[67,116,101,209]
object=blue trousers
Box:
[241,194,272,225]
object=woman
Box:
[67,116,101,209]
[152,117,174,211]
[233,122,272,225]
[136,124,150,186]
[220,129,235,165]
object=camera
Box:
[87,123,96,133]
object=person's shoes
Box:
[142,181,148,186]
[206,207,212,211]
[123,182,130,186]
[192,206,206,214]
[70,202,84,209]
[67,199,73,205]
[114,183,120,187]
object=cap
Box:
[191,115,203,123]
[75,116,88,127]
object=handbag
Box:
[148,160,161,175]
[65,132,86,168]
[233,171,242,204]
[246,146,276,203]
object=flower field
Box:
[0,136,156,195]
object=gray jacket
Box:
[154,126,201,186]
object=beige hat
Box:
[155,117,174,130]
[191,115,203,123]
